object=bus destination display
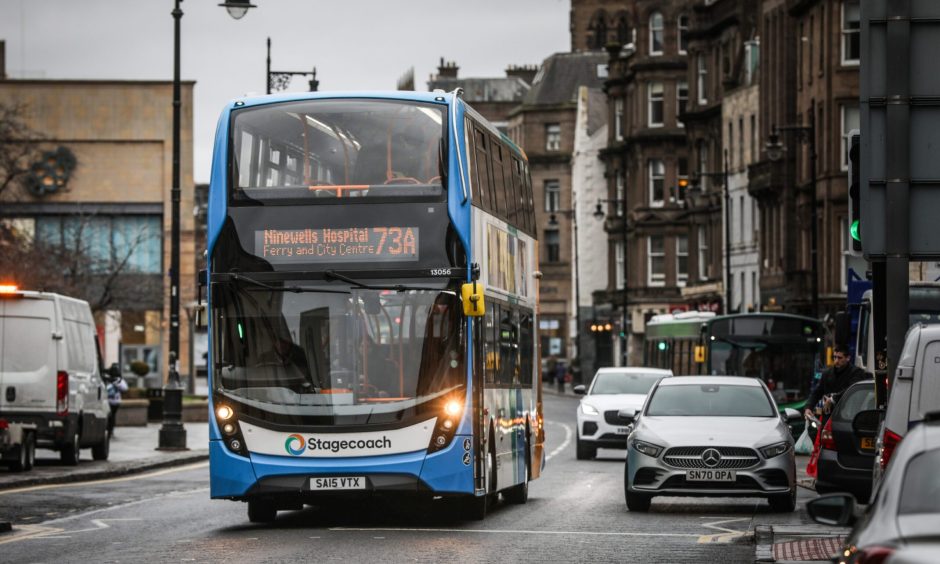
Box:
[255,227,419,264]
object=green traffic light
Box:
[850,219,861,242]
[657,341,668,351]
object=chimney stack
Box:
[436,57,459,79]
[505,64,539,86]
[0,41,6,80]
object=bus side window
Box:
[520,312,534,386]
[524,163,535,233]
[491,142,509,222]
[471,125,492,213]
[484,302,498,385]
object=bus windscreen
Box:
[231,99,447,203]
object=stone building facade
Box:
[0,78,198,385]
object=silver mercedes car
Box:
[624,376,798,512]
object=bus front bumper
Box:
[209,436,474,500]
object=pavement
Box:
[0,421,209,532]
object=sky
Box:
[0,0,570,183]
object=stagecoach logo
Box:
[285,434,306,456]
[701,448,722,468]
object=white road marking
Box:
[0,461,209,496]
[696,518,750,543]
[331,527,698,538]
[544,420,572,461]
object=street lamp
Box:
[160,0,255,451]
[267,38,319,94]
[593,197,629,366]
[692,150,732,314]
[765,115,818,318]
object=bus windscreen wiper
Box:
[224,272,351,294]
[323,270,447,292]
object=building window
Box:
[677,235,689,287]
[841,104,860,170]
[676,158,689,203]
[545,123,561,151]
[842,1,860,65]
[745,40,760,85]
[36,215,162,274]
[648,82,664,127]
[840,216,849,291]
[678,14,689,54]
[698,225,709,280]
[677,81,688,125]
[617,14,632,46]
[649,12,664,55]
[697,140,709,191]
[752,271,758,308]
[648,235,665,286]
[697,56,708,104]
[589,12,609,50]
[727,122,734,169]
[615,170,625,216]
[739,195,745,245]
[544,179,560,212]
[545,229,560,263]
[648,159,665,206]
[615,241,625,289]
[615,98,624,141]
[750,114,757,164]
[738,118,745,169]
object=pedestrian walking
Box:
[107,375,128,437]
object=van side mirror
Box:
[461,282,485,317]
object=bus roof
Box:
[706,312,822,325]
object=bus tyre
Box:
[92,430,111,461]
[247,500,278,523]
[503,437,530,504]
[576,436,596,460]
[461,494,488,521]
[60,429,81,466]
[768,487,797,513]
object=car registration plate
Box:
[686,470,736,482]
[615,427,630,434]
[860,437,875,450]
[308,476,367,491]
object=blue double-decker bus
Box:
[205,91,542,522]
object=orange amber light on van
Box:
[0,284,19,294]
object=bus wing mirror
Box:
[694,345,706,363]
[461,282,485,317]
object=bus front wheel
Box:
[247,499,277,523]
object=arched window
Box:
[616,13,632,46]
[649,12,664,55]
[678,14,689,54]
[589,11,609,50]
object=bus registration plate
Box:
[686,470,735,482]
[308,476,368,491]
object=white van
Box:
[0,288,112,464]
[872,323,940,487]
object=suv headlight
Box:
[760,442,791,459]
[632,439,663,458]
[581,403,599,415]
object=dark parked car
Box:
[815,379,879,502]
[807,411,940,563]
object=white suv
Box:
[573,367,672,460]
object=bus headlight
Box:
[444,400,463,417]
[216,405,234,420]
[213,399,248,457]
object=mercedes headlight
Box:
[632,439,663,458]
[581,403,599,415]
[760,442,791,459]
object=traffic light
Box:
[848,131,862,254]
